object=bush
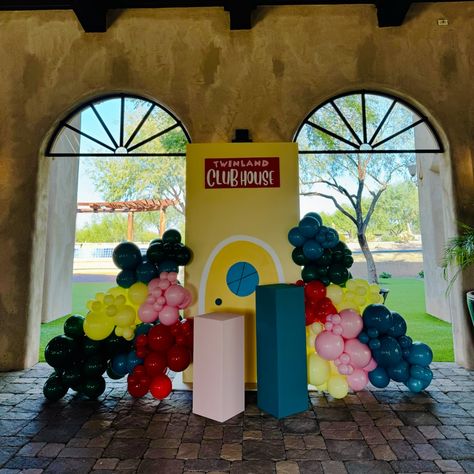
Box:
[380,271,392,279]
[418,270,424,279]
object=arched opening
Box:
[39,93,190,341]
[294,90,453,361]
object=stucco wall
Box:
[0,4,473,370]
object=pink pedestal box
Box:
[192,312,245,422]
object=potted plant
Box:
[442,223,474,326]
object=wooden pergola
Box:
[77,198,179,240]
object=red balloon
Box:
[304,280,326,302]
[133,364,146,377]
[169,321,183,337]
[150,374,172,399]
[136,347,148,359]
[181,319,193,336]
[167,344,191,372]
[305,306,317,326]
[148,324,175,353]
[135,334,148,348]
[295,279,305,287]
[319,297,336,312]
[127,372,149,398]
[144,352,167,377]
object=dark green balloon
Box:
[112,242,142,270]
[44,335,79,369]
[316,249,332,266]
[106,365,125,380]
[163,242,178,259]
[79,376,106,399]
[343,255,354,267]
[150,238,162,245]
[146,242,166,264]
[43,374,68,401]
[301,265,318,283]
[328,263,349,285]
[64,314,85,339]
[82,336,103,357]
[136,261,159,284]
[320,277,331,286]
[102,333,132,358]
[331,250,344,263]
[175,245,192,266]
[116,269,137,289]
[292,247,308,266]
[62,366,83,390]
[82,355,107,378]
[314,265,329,278]
[162,229,182,244]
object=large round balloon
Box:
[304,212,323,225]
[288,227,306,247]
[410,364,433,383]
[84,312,115,341]
[301,265,318,283]
[82,337,103,357]
[362,304,393,334]
[387,360,410,383]
[386,312,407,338]
[406,342,433,367]
[150,373,173,399]
[368,367,390,388]
[136,261,159,284]
[175,246,192,266]
[303,240,323,260]
[116,269,137,289]
[328,264,349,285]
[372,336,402,367]
[299,216,320,239]
[148,325,175,352]
[158,260,179,273]
[144,352,167,377]
[82,355,107,378]
[79,376,106,399]
[327,374,349,399]
[111,353,129,376]
[315,331,344,360]
[62,366,82,390]
[292,247,308,266]
[102,333,132,358]
[43,374,68,401]
[112,242,142,270]
[167,345,191,372]
[64,315,85,339]
[344,339,372,369]
[307,353,330,387]
[44,335,79,369]
[162,229,182,244]
[147,241,166,264]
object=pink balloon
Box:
[344,339,372,369]
[315,331,344,360]
[332,314,341,324]
[347,368,369,391]
[156,296,166,305]
[158,305,180,326]
[339,309,363,339]
[338,364,350,375]
[146,296,156,305]
[151,288,163,298]
[138,303,158,323]
[158,280,171,290]
[168,272,178,282]
[165,285,187,307]
[340,353,350,364]
[153,302,164,312]
[148,278,161,291]
[159,271,169,279]
[333,325,343,335]
[178,292,192,309]
[363,357,377,372]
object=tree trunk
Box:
[358,232,378,283]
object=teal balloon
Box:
[288,227,306,247]
[405,377,431,393]
[373,336,402,367]
[116,269,137,289]
[82,355,107,378]
[136,261,158,284]
[135,323,153,336]
[298,216,320,238]
[324,228,339,248]
[358,331,369,344]
[292,247,308,266]
[79,376,106,399]
[387,312,407,338]
[158,260,179,273]
[387,360,410,383]
[43,374,68,401]
[301,265,318,283]
[63,314,85,339]
[162,229,182,244]
[367,328,379,338]
[304,212,323,225]
[126,350,144,373]
[320,277,331,286]
[398,335,413,349]
[62,367,82,390]
[112,242,142,270]
[328,264,349,285]
[362,304,393,333]
[111,353,129,376]
[369,338,381,350]
[406,342,433,366]
[147,241,166,264]
[303,240,323,260]
[410,364,433,383]
[369,367,390,388]
[44,335,79,369]
[106,365,125,380]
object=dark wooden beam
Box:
[375,0,412,27]
[224,0,257,30]
[71,0,108,32]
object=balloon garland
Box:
[43,230,194,401]
[291,212,434,398]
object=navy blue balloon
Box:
[405,377,431,393]
[406,342,433,366]
[387,360,410,383]
[111,353,129,376]
[158,260,179,273]
[398,335,413,349]
[304,212,323,225]
[369,367,390,388]
[387,312,407,338]
[126,351,144,373]
[358,331,369,344]
[288,227,306,247]
[373,336,402,367]
[369,338,381,350]
[303,239,324,260]
[136,261,159,284]
[410,364,433,383]
[135,323,153,336]
[298,216,320,238]
[362,304,393,333]
[116,269,137,289]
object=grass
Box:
[40,278,454,363]
[380,278,454,362]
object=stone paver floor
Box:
[1,363,473,474]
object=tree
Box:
[298,93,416,283]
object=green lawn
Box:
[380,278,454,362]
[40,278,454,362]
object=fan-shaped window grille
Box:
[46,93,190,157]
[295,91,443,155]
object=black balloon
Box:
[102,333,132,358]
[62,366,83,390]
[82,337,103,357]
[116,269,137,289]
[82,355,107,378]
[162,229,182,244]
[79,376,106,399]
[147,241,166,264]
[112,242,142,270]
[64,314,85,339]
[43,374,68,401]
[44,335,79,369]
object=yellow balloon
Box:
[107,287,125,296]
[95,292,105,302]
[122,327,135,340]
[326,284,343,304]
[91,301,103,312]
[308,353,331,387]
[128,282,148,306]
[115,295,127,306]
[327,374,349,399]
[315,382,328,391]
[115,326,124,337]
[114,305,136,327]
[309,321,324,336]
[105,304,118,317]
[345,280,357,291]
[103,294,115,306]
[306,333,316,355]
[84,311,114,341]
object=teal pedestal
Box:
[256,284,308,418]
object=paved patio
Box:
[0,363,473,474]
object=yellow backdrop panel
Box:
[184,142,301,383]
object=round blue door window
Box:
[226,262,259,297]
